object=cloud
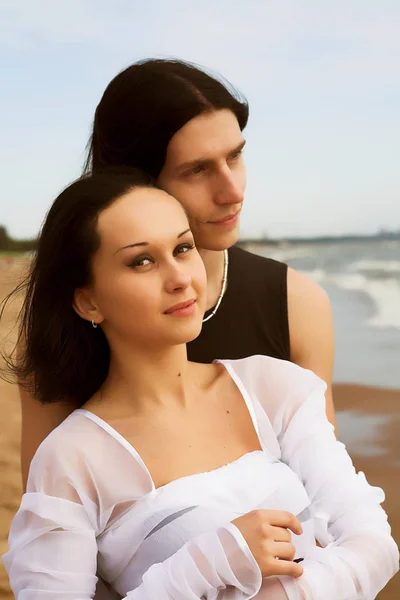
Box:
[1,0,399,238]
[2,0,399,98]
[2,1,399,55]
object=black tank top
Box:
[187,246,290,363]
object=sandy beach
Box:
[0,261,399,598]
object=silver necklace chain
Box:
[202,249,229,323]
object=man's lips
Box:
[164,299,196,314]
[208,208,241,225]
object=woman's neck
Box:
[98,342,199,415]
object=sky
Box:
[1,0,399,240]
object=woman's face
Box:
[158,109,246,252]
[75,188,207,351]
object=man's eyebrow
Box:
[176,140,246,172]
[114,228,192,254]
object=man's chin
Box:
[195,226,240,252]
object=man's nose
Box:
[214,166,244,205]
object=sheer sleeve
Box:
[124,523,262,599]
[252,577,289,599]
[272,373,399,600]
[3,497,262,599]
[3,491,99,599]
[2,422,262,600]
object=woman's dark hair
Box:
[84,58,249,177]
[1,168,155,406]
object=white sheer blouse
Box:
[3,356,399,599]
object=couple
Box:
[2,59,399,599]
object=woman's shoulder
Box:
[27,411,103,488]
[30,410,99,459]
[218,355,327,426]
[220,354,323,389]
[27,411,150,503]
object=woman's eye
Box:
[174,243,195,256]
[128,256,153,268]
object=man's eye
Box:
[174,243,195,256]
[229,149,243,160]
[186,165,205,176]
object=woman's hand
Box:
[232,509,304,579]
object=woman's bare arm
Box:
[287,267,336,433]
[20,385,78,491]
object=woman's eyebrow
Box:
[114,228,191,254]
[177,228,191,238]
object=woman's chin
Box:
[172,321,203,346]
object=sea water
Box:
[257,239,400,388]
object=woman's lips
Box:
[164,299,196,316]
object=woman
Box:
[19,59,336,491]
[2,169,398,599]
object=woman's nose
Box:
[164,264,192,293]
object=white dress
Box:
[3,356,399,599]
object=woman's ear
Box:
[73,287,104,327]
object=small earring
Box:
[91,320,98,329]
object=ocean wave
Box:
[301,270,400,330]
[256,243,400,330]
[261,247,314,263]
[350,259,400,276]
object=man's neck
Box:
[198,248,226,311]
